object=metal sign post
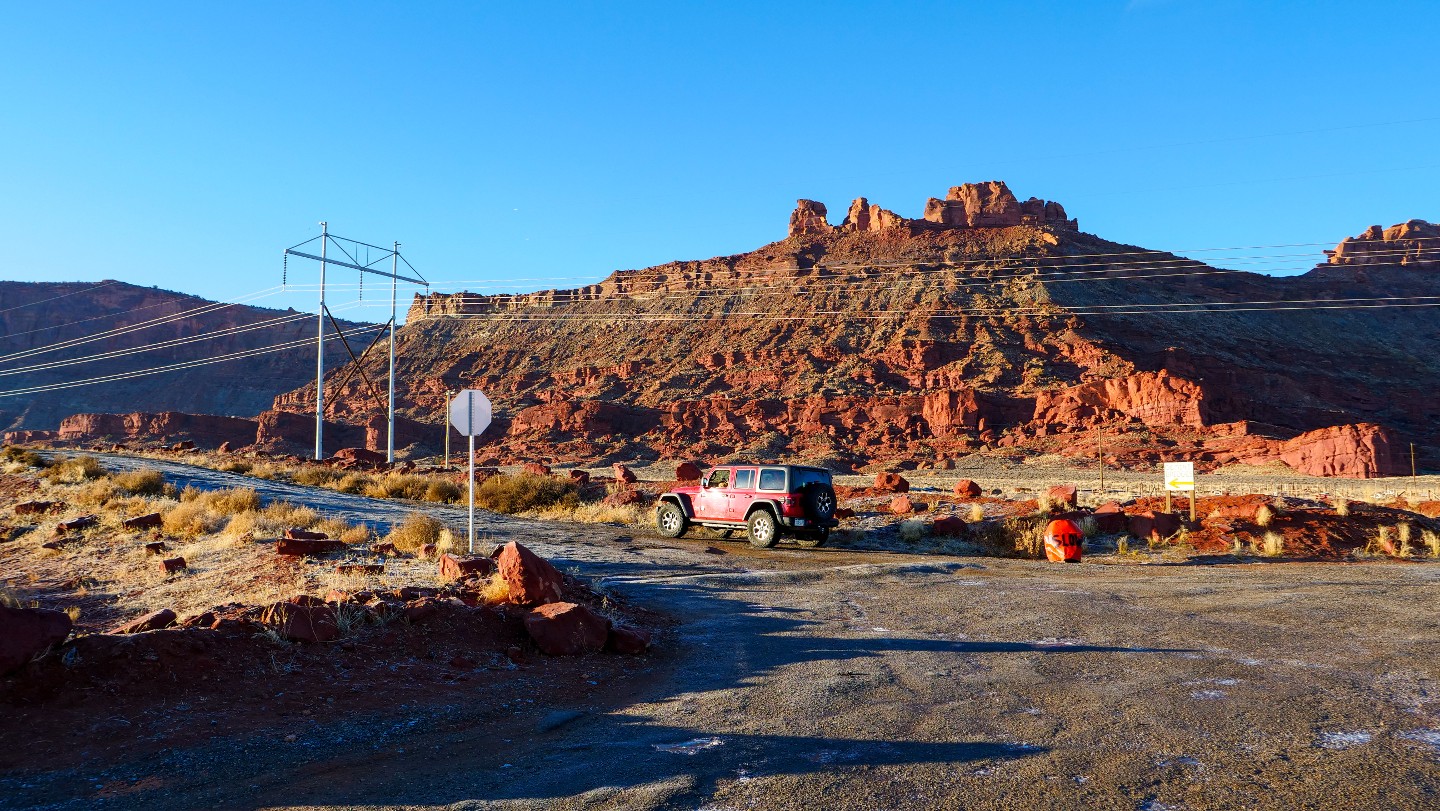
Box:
[448,389,492,553]
[1163,461,1196,520]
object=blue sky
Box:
[2,1,1436,321]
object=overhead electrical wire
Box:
[0,280,122,314]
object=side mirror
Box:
[699,477,709,488]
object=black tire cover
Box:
[801,483,837,520]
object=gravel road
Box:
[8,455,1439,810]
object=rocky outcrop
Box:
[840,198,906,233]
[1271,423,1405,479]
[1030,371,1208,430]
[57,412,258,448]
[923,181,1077,230]
[1327,219,1440,268]
[788,200,834,238]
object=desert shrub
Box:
[261,501,318,528]
[292,466,340,487]
[384,512,446,553]
[479,570,510,605]
[218,460,253,474]
[0,587,21,608]
[335,473,372,494]
[363,473,432,501]
[967,503,986,523]
[1423,530,1440,558]
[73,478,120,507]
[1254,505,1273,528]
[423,479,462,503]
[1334,498,1351,517]
[474,474,578,514]
[41,455,106,484]
[1077,516,1100,538]
[1397,522,1414,558]
[163,501,223,537]
[1,446,46,468]
[192,486,262,515]
[316,517,372,545]
[1261,531,1284,557]
[113,468,165,496]
[899,520,927,543]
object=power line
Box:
[0,280,121,314]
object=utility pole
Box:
[314,221,328,461]
[1097,424,1105,494]
[387,242,399,463]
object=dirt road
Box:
[5,456,1439,810]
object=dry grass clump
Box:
[217,459,253,475]
[73,478,121,508]
[291,466,341,487]
[1424,530,1440,558]
[1396,522,1414,558]
[182,485,262,515]
[163,500,225,537]
[40,455,106,484]
[1077,516,1100,538]
[384,512,446,554]
[424,479,462,503]
[479,571,511,605]
[534,501,642,525]
[475,474,578,514]
[1254,505,1274,528]
[1261,531,1284,557]
[968,503,986,523]
[898,519,927,542]
[1,446,47,470]
[362,473,439,502]
[113,468,165,496]
[262,501,318,528]
[1334,497,1351,517]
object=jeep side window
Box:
[707,469,730,488]
[733,469,755,489]
[758,468,786,491]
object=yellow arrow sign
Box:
[1168,479,1194,488]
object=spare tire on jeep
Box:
[800,482,837,521]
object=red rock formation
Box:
[1272,424,1404,479]
[1031,371,1207,430]
[1327,219,1440,268]
[788,199,834,238]
[840,198,906,233]
[57,412,258,448]
[494,541,565,606]
[524,602,610,656]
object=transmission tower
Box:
[283,223,428,462]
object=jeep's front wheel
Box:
[655,503,688,538]
[747,510,778,548]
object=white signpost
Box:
[1163,461,1196,519]
[448,390,492,552]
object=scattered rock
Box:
[612,464,637,484]
[335,563,384,576]
[605,625,652,654]
[522,462,553,476]
[275,538,348,556]
[55,515,99,534]
[874,472,910,493]
[674,462,704,482]
[331,447,386,466]
[567,469,591,486]
[110,608,177,634]
[403,598,441,624]
[266,597,339,643]
[603,488,643,507]
[14,500,63,515]
[144,540,169,555]
[158,557,187,574]
[1091,502,1127,533]
[953,480,982,499]
[284,527,329,541]
[438,553,496,582]
[122,512,163,530]
[1128,511,1182,541]
[835,507,857,519]
[0,606,72,675]
[1045,485,1078,510]
[495,541,565,606]
[524,602,610,655]
[217,441,233,453]
[889,495,926,515]
[368,542,399,557]
[418,543,438,560]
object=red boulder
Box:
[14,500,64,515]
[1045,485,1078,510]
[932,515,968,536]
[438,553,496,581]
[890,495,926,515]
[110,608,177,634]
[1091,502,1127,533]
[874,472,910,493]
[612,464,638,484]
[567,469,591,486]
[331,447,386,466]
[0,606,72,675]
[1128,511,1182,541]
[606,625,653,654]
[55,515,99,534]
[275,537,348,556]
[524,602,610,655]
[494,541,565,606]
[522,462,553,476]
[123,512,163,530]
[953,479,982,499]
[675,462,704,482]
[266,598,338,643]
[284,527,329,540]
[158,557,187,574]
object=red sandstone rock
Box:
[158,556,187,574]
[603,488,643,507]
[889,495,918,515]
[932,515,968,536]
[110,608,177,634]
[788,199,834,238]
[568,469,591,486]
[1128,511,1181,541]
[217,441,233,453]
[1031,371,1207,430]
[55,515,98,534]
[14,500,63,515]
[267,598,338,643]
[369,542,399,557]
[1092,502,1127,533]
[874,472,910,493]
[522,462,552,476]
[1045,485,1078,510]
[605,625,652,654]
[331,447,386,466]
[953,480,982,499]
[495,541,565,606]
[0,606,72,675]
[1274,424,1403,479]
[284,527,329,540]
[403,598,441,624]
[418,543,438,560]
[123,512,162,530]
[841,198,906,233]
[524,602,610,656]
[144,540,169,555]
[835,507,857,519]
[335,563,383,576]
[438,553,496,581]
[275,537,348,556]
[612,464,637,484]
[674,462,704,482]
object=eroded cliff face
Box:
[269,184,1437,478]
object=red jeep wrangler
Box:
[654,464,839,548]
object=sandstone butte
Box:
[20,181,1440,479]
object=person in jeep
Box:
[654,464,839,548]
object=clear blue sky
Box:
[2,1,1436,321]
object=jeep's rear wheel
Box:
[794,527,829,548]
[747,510,778,548]
[802,483,837,521]
[655,503,688,538]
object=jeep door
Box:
[694,468,731,520]
[728,467,759,520]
